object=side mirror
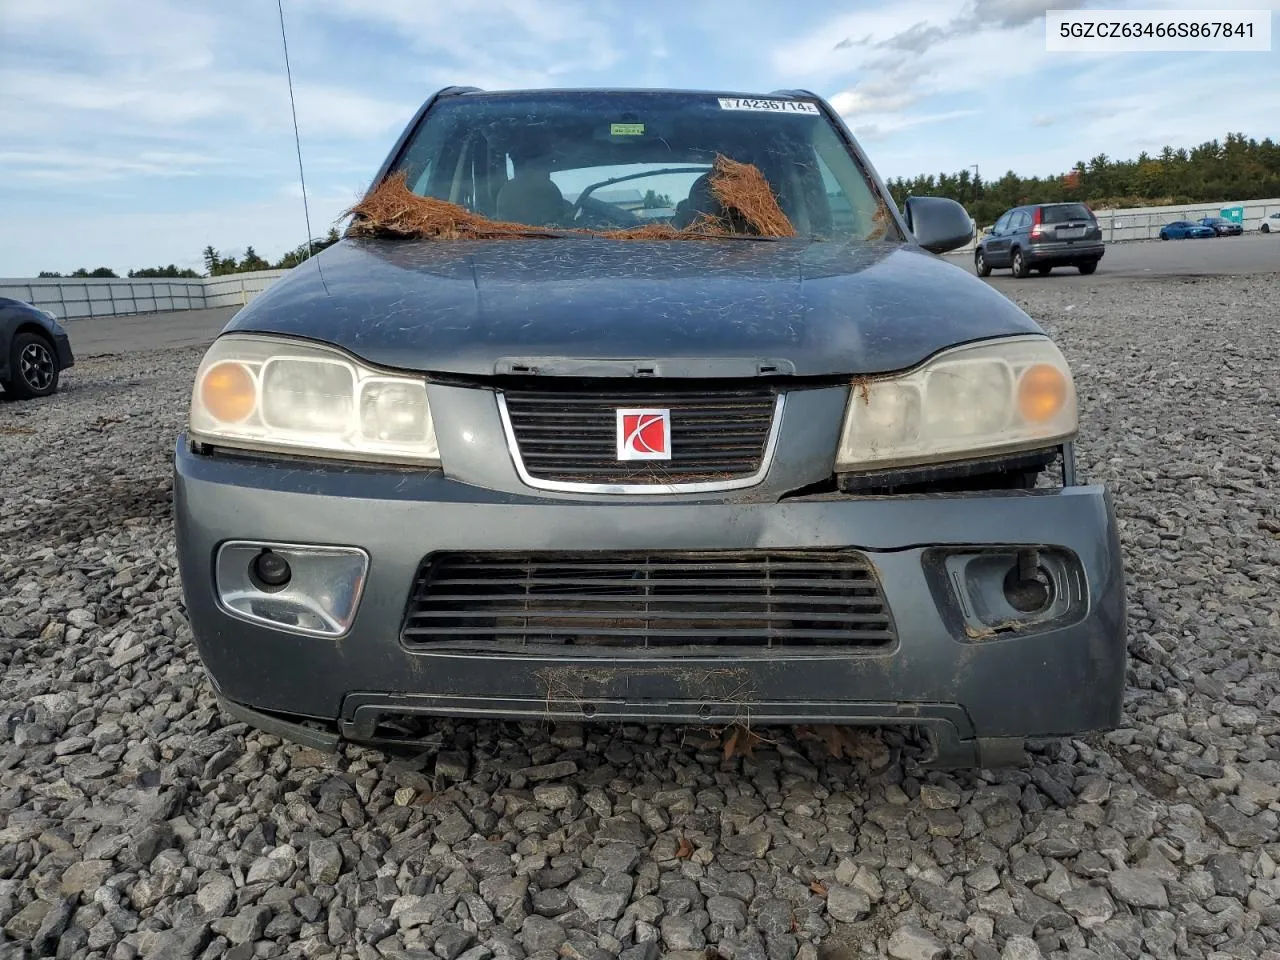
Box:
[903,196,975,254]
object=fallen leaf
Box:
[805,724,890,767]
[676,837,695,859]
[814,724,851,758]
[721,724,762,761]
[810,880,828,897]
[721,727,739,764]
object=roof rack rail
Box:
[437,86,483,97]
[768,88,820,100]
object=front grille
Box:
[400,550,896,650]
[500,385,778,486]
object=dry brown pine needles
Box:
[344,155,795,242]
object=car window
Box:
[386,91,895,241]
[1041,204,1093,224]
[994,213,1012,233]
[814,151,859,234]
[1011,211,1029,230]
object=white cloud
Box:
[305,0,622,88]
[0,151,207,183]
[851,110,981,141]
[767,0,1280,184]
[0,188,360,278]
[1,0,1278,276]
[290,85,416,140]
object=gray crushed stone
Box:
[1,273,1278,959]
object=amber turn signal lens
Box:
[1017,364,1067,423]
[201,361,256,423]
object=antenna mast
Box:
[277,0,314,259]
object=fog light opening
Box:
[249,549,292,592]
[1002,549,1054,614]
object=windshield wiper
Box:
[680,232,784,242]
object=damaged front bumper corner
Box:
[175,438,1127,769]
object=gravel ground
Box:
[2,274,1279,960]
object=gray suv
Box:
[173,87,1126,769]
[976,202,1105,278]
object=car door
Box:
[986,212,1014,265]
[1006,210,1030,255]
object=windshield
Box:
[375,91,895,242]
[1042,204,1094,224]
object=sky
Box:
[1,0,1277,277]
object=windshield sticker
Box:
[610,122,645,136]
[717,97,819,115]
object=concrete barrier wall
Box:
[0,269,290,320]
[0,278,209,319]
[203,271,290,309]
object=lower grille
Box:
[500,385,779,487]
[401,551,896,650]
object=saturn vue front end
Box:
[173,87,1127,768]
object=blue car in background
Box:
[1160,220,1215,240]
[1198,216,1242,236]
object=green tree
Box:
[641,189,673,209]
[202,245,230,277]
[238,246,270,272]
[273,227,343,269]
[129,265,201,278]
[885,132,1280,225]
[69,267,118,278]
[37,271,62,278]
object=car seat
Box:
[495,169,566,226]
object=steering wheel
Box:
[571,198,637,230]
[568,166,711,228]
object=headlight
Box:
[189,334,440,465]
[836,335,1076,472]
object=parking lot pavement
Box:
[2,273,1279,959]
[65,305,239,358]
[946,232,1279,283]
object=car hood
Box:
[226,237,1043,378]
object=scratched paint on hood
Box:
[226,237,1043,378]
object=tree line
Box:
[885,132,1280,225]
[37,266,200,279]
[37,228,342,280]
[202,228,342,276]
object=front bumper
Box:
[174,436,1128,767]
